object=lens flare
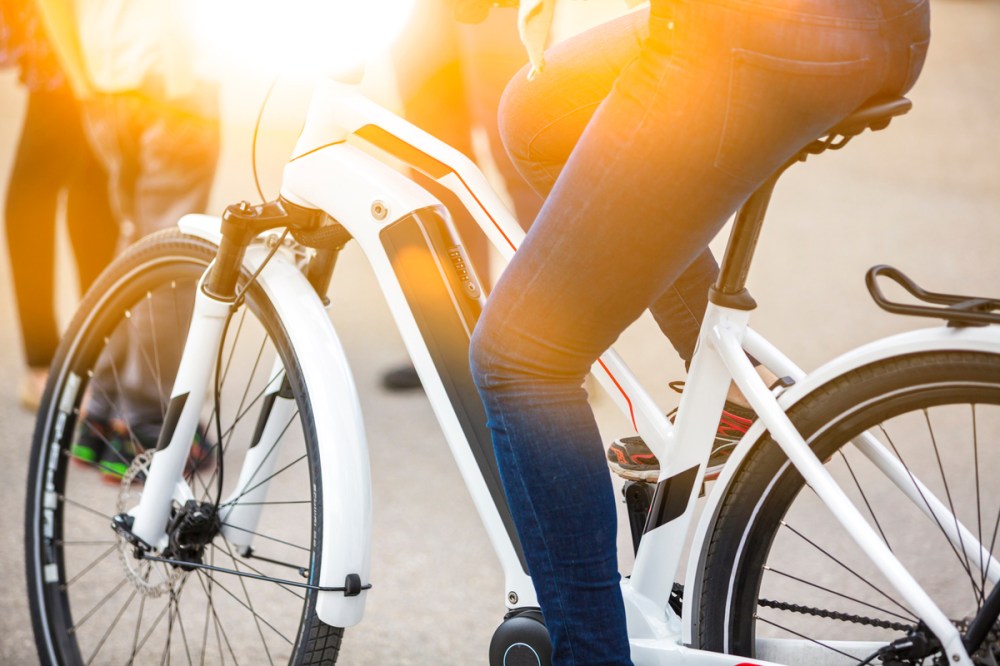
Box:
[187,0,417,80]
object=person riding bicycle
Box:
[465,0,931,663]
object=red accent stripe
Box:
[453,171,518,253]
[598,359,636,431]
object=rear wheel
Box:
[25,229,344,664]
[697,351,1000,665]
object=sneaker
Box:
[95,421,145,483]
[70,418,112,467]
[607,387,756,483]
[96,421,215,483]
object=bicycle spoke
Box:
[83,588,137,666]
[222,335,269,454]
[837,449,894,554]
[62,543,118,589]
[218,411,300,509]
[755,614,860,662]
[145,292,167,418]
[60,493,115,523]
[100,338,147,455]
[765,566,918,623]
[170,587,195,666]
[195,308,251,501]
[972,404,989,606]
[69,576,130,634]
[220,523,310,553]
[194,566,241,666]
[132,598,174,662]
[220,539,275,665]
[197,570,293,645]
[219,307,249,390]
[781,521,913,618]
[209,543,305,600]
[131,595,147,664]
[923,408,981,604]
[161,591,176,666]
[879,423,984,602]
[198,373,286,503]
[128,291,167,420]
[222,372,284,437]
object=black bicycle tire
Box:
[24,228,344,665]
[696,350,1000,660]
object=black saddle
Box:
[798,95,912,160]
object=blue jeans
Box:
[469,0,930,663]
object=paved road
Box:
[1,1,999,663]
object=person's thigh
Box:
[483,1,885,379]
[498,8,648,196]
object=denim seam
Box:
[523,52,643,163]
[525,100,603,164]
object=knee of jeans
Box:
[497,70,535,171]
[469,319,500,395]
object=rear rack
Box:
[866,265,1000,327]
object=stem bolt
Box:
[508,592,518,605]
[371,200,388,221]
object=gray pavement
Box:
[2,1,1000,663]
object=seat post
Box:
[710,168,784,310]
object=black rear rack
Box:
[866,265,1000,327]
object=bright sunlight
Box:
[187,0,417,80]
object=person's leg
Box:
[472,0,907,660]
[4,87,78,372]
[79,95,143,425]
[496,9,721,367]
[64,116,118,294]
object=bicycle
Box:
[23,65,1000,665]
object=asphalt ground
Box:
[1,1,999,663]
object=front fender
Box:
[178,214,371,628]
[683,324,1000,646]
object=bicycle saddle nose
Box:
[829,95,912,137]
[797,95,912,160]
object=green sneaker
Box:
[97,421,215,483]
[70,419,111,467]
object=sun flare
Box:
[187,0,417,80]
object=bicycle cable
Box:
[251,78,278,203]
[209,75,283,508]
[211,228,289,509]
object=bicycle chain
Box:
[758,597,913,632]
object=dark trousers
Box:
[5,85,117,368]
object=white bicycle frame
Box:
[125,75,1000,665]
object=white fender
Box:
[178,213,371,628]
[683,323,1000,646]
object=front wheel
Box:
[25,229,344,664]
[697,351,1000,665]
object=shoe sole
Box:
[607,460,725,483]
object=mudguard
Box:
[178,213,371,628]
